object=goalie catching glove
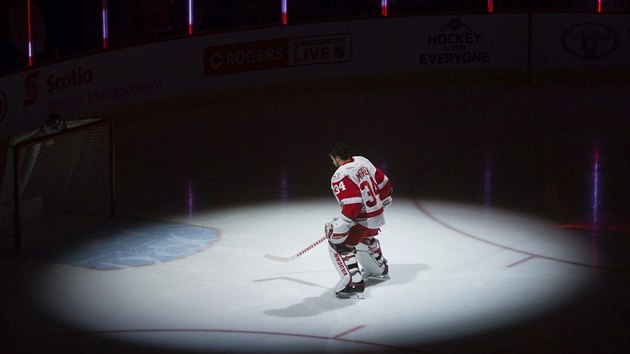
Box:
[325,215,355,244]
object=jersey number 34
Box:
[360,177,380,208]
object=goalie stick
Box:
[264,235,327,262]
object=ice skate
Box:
[363,263,390,280]
[335,281,365,299]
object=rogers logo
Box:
[562,23,619,59]
[204,39,288,76]
[46,66,93,93]
[0,89,7,123]
[22,71,40,107]
[207,52,224,70]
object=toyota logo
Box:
[561,23,619,59]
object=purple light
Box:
[280,167,289,202]
[483,147,492,208]
[381,0,388,16]
[28,42,33,66]
[27,0,32,66]
[379,163,389,176]
[281,0,287,25]
[102,0,109,49]
[188,181,194,221]
[188,0,193,35]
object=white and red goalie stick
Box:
[264,236,327,262]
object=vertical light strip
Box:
[281,0,287,25]
[27,0,33,66]
[488,0,494,13]
[591,148,600,265]
[280,167,289,202]
[188,181,194,222]
[597,0,602,12]
[381,0,388,16]
[483,146,492,208]
[592,149,599,233]
[102,0,109,49]
[188,0,193,35]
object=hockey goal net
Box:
[0,118,115,252]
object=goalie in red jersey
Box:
[325,142,392,299]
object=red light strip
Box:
[27,0,32,66]
[281,0,287,25]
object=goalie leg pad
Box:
[328,241,363,293]
[356,237,388,278]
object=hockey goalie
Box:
[326,142,392,299]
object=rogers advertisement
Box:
[203,34,352,76]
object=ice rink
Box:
[2,80,630,353]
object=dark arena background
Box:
[1,1,630,353]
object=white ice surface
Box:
[28,198,594,353]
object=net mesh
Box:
[0,118,114,250]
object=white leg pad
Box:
[328,242,362,292]
[356,237,387,277]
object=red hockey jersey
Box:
[330,156,392,229]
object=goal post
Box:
[0,117,115,253]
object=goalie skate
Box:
[364,273,390,281]
[363,263,390,280]
[335,281,365,299]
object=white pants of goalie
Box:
[328,236,388,294]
